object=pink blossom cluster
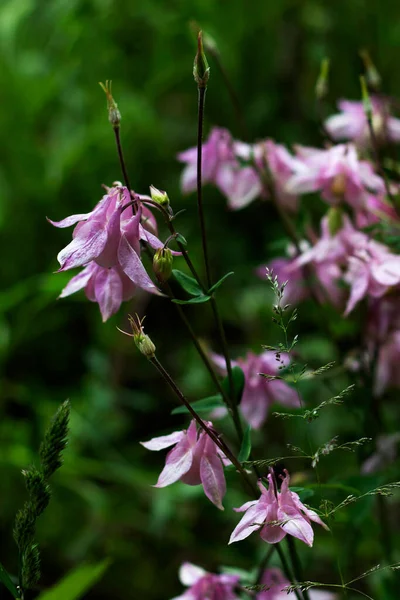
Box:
[211,350,299,429]
[178,98,400,397]
[171,563,335,600]
[48,183,168,321]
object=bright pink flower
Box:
[171,563,240,600]
[256,568,335,599]
[229,471,328,547]
[212,351,299,429]
[325,97,400,146]
[286,144,384,213]
[141,420,227,510]
[59,262,136,322]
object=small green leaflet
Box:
[0,562,18,598]
[222,366,245,405]
[172,295,211,305]
[175,233,187,246]
[238,425,252,462]
[171,395,224,415]
[172,270,203,296]
[208,272,234,294]
[37,560,110,600]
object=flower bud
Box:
[360,49,381,91]
[128,314,156,359]
[315,58,329,101]
[150,185,170,207]
[99,80,121,128]
[153,248,173,283]
[327,206,343,236]
[193,31,210,88]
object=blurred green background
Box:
[1,0,400,598]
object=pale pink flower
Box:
[212,351,299,429]
[58,262,136,322]
[141,420,227,510]
[325,97,400,146]
[256,568,335,599]
[343,240,400,315]
[286,144,384,213]
[229,471,328,547]
[171,563,240,600]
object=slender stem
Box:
[113,127,135,209]
[196,86,212,289]
[254,546,275,586]
[286,537,310,600]
[275,544,303,600]
[163,281,232,408]
[149,355,257,496]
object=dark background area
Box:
[1,1,400,598]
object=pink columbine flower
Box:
[229,470,328,547]
[343,239,400,315]
[171,563,240,600]
[286,144,384,213]
[141,420,227,510]
[325,97,400,146]
[256,568,335,599]
[212,351,299,429]
[58,262,137,322]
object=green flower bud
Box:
[193,31,210,88]
[327,206,344,236]
[150,185,170,207]
[99,80,121,128]
[315,58,330,101]
[125,314,156,359]
[153,248,173,283]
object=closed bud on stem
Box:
[315,58,330,100]
[150,185,170,208]
[360,75,373,120]
[153,247,173,282]
[193,31,210,88]
[327,205,344,235]
[118,314,156,359]
[360,49,381,91]
[99,80,121,128]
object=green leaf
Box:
[0,562,18,598]
[221,366,245,405]
[208,271,234,294]
[238,425,252,462]
[172,269,202,296]
[37,560,110,600]
[172,295,211,305]
[175,233,187,246]
[171,395,224,415]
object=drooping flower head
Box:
[325,97,400,146]
[256,568,335,599]
[49,183,172,319]
[141,420,227,510]
[212,351,299,429]
[229,470,328,547]
[171,563,240,600]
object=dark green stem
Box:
[149,355,257,496]
[286,537,310,600]
[196,86,212,289]
[275,544,303,600]
[113,127,136,213]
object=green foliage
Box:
[171,395,224,415]
[36,560,110,600]
[238,425,252,462]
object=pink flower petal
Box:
[154,440,194,488]
[200,442,226,510]
[229,501,267,544]
[58,264,96,298]
[278,505,314,547]
[179,562,206,586]
[118,234,159,293]
[140,431,185,451]
[57,220,108,271]
[94,267,123,322]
